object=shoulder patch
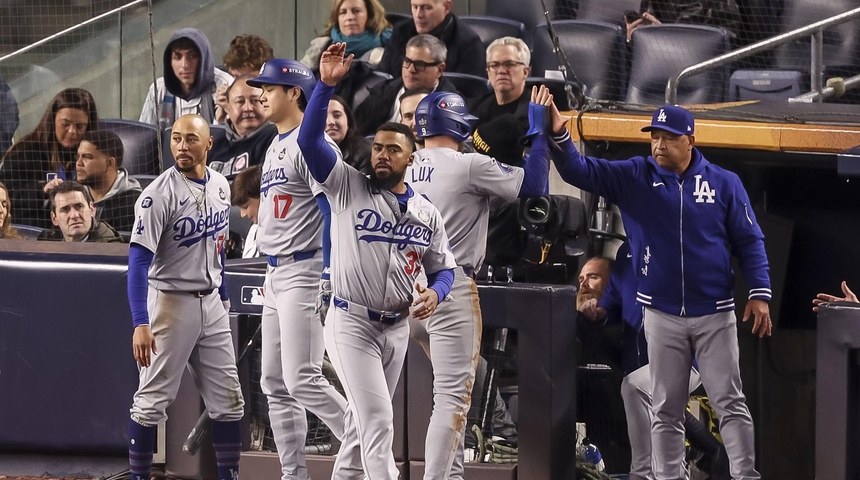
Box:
[495,161,514,174]
[141,196,153,208]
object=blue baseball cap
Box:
[246,58,316,98]
[641,105,695,136]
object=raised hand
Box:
[812,280,859,312]
[319,42,355,87]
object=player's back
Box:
[408,147,523,272]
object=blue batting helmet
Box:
[246,58,316,99]
[414,91,478,142]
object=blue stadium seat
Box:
[485,0,556,46]
[349,69,393,112]
[98,119,160,176]
[575,0,641,26]
[626,24,730,105]
[532,20,628,101]
[728,70,805,101]
[525,77,576,111]
[775,0,860,72]
[460,15,526,50]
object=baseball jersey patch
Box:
[141,197,153,208]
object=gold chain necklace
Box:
[179,170,206,213]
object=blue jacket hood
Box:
[163,28,215,101]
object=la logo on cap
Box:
[657,109,667,123]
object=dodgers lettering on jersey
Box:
[256,127,330,257]
[131,167,231,291]
[319,160,456,312]
[408,147,523,271]
[355,208,432,249]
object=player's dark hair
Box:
[231,165,261,206]
[81,129,125,168]
[49,180,93,212]
[376,122,416,153]
[169,37,199,55]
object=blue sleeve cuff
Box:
[128,243,155,327]
[427,268,455,303]
[315,193,332,280]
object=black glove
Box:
[314,278,332,326]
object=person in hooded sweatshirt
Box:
[139,28,233,127]
[207,75,277,177]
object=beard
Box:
[576,291,597,310]
[369,166,406,191]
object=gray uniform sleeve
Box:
[139,82,157,125]
[319,157,360,214]
[130,191,168,252]
[467,154,525,203]
[421,209,458,275]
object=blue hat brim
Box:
[641,125,690,135]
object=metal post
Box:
[811,31,824,101]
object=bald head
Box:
[171,114,213,179]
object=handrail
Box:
[0,0,146,64]
[666,6,860,104]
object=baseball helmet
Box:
[246,58,316,99]
[414,91,478,142]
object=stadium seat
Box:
[532,20,628,101]
[525,77,576,111]
[442,72,492,101]
[775,0,860,71]
[728,70,805,101]
[386,12,411,27]
[626,24,730,105]
[132,174,158,190]
[11,223,43,240]
[485,0,556,46]
[161,124,228,172]
[349,69,393,112]
[575,0,641,26]
[98,119,160,176]
[460,16,526,50]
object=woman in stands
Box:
[326,95,371,174]
[0,181,22,239]
[0,88,98,229]
[301,0,392,69]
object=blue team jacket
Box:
[553,131,771,317]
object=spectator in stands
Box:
[354,34,459,135]
[0,87,99,229]
[208,75,277,177]
[813,281,859,312]
[37,180,122,243]
[0,181,22,239]
[74,129,142,232]
[625,0,742,42]
[301,0,392,70]
[378,0,485,78]
[577,256,611,310]
[0,78,19,156]
[469,37,531,166]
[327,95,371,174]
[139,28,233,127]
[217,34,275,123]
[231,165,261,258]
[398,88,430,148]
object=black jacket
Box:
[37,220,124,243]
[209,122,277,178]
[354,76,461,136]
[378,14,486,78]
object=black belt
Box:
[179,289,215,298]
[267,249,318,267]
[333,297,406,325]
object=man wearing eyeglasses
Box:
[378,0,485,78]
[355,34,461,136]
[469,37,532,167]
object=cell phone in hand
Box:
[46,172,58,182]
[624,10,642,23]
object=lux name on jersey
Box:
[173,206,230,247]
[410,166,434,183]
[260,167,289,195]
[355,208,432,250]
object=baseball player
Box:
[404,88,550,480]
[297,42,457,480]
[545,102,772,479]
[126,114,243,480]
[245,59,360,480]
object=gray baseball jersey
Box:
[407,148,523,270]
[131,167,231,291]
[257,127,332,257]
[320,161,456,312]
